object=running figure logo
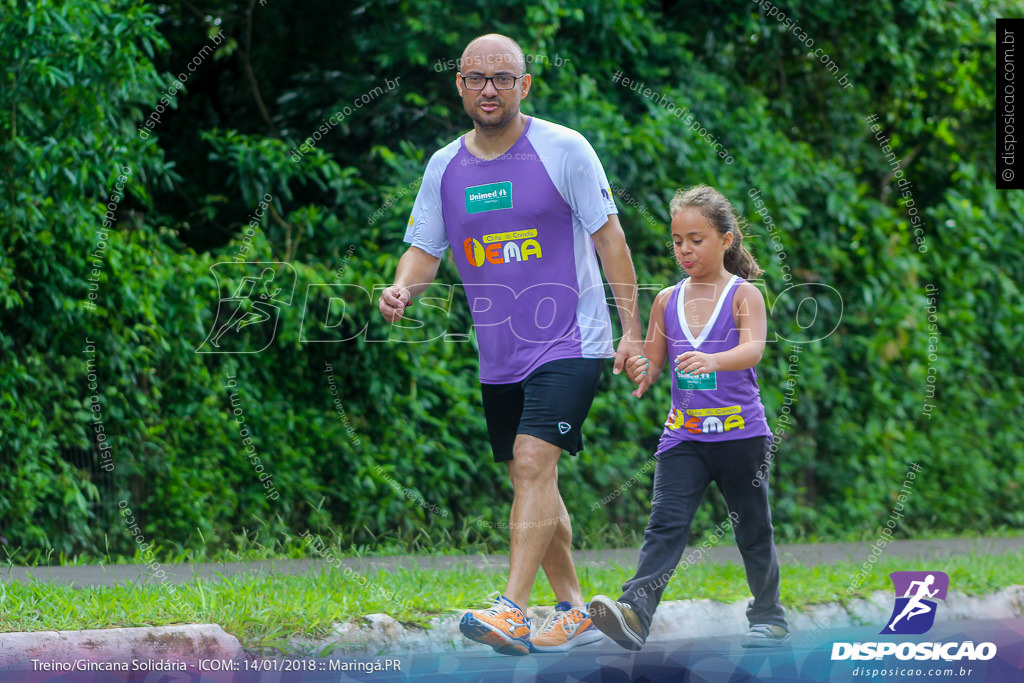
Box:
[881,571,949,635]
[196,262,296,354]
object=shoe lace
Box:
[538,607,583,637]
[749,624,782,637]
[536,610,560,636]
[480,591,519,618]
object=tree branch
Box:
[241,0,279,137]
[267,200,298,261]
[879,143,923,203]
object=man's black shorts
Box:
[481,357,605,463]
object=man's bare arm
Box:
[591,215,644,374]
[378,246,442,322]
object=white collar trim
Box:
[677,275,738,349]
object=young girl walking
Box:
[590,184,789,649]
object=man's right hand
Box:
[379,285,412,322]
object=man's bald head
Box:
[460,34,526,74]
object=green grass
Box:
[6,517,1024,568]
[2,548,1022,655]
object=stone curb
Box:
[290,585,1024,656]
[2,588,1020,662]
[0,624,243,668]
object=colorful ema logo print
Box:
[881,571,949,635]
[666,404,745,434]
[463,229,543,267]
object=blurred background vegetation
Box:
[2,0,1022,561]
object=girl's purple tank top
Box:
[656,275,771,455]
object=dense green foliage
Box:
[2,0,1021,559]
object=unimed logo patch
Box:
[465,181,512,214]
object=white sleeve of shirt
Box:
[531,119,618,235]
[403,141,460,258]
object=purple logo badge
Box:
[881,571,949,635]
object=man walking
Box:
[378,33,643,655]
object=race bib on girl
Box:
[676,369,717,391]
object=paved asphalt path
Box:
[3,537,1022,588]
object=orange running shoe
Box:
[459,593,532,656]
[530,601,604,653]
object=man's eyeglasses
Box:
[459,73,525,90]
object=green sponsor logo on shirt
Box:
[465,181,512,214]
[676,370,717,391]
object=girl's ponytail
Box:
[723,225,762,280]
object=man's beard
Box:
[468,97,517,130]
